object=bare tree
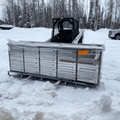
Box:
[94,0,99,31]
[107,0,113,29]
[2,0,120,29]
[11,0,15,26]
[72,0,78,18]
[88,0,95,30]
[68,0,72,17]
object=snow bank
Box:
[8,87,21,99]
[94,94,112,112]
[16,81,57,107]
[0,108,14,120]
[0,86,21,100]
[99,95,112,112]
[33,112,44,120]
[7,27,52,42]
[0,76,23,107]
[42,81,55,91]
[97,82,105,91]
[0,108,44,120]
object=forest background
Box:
[0,0,119,31]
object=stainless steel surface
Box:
[9,46,22,51]
[58,49,76,80]
[77,50,100,84]
[9,46,24,72]
[8,44,103,85]
[8,41,105,50]
[10,66,23,72]
[40,48,56,77]
[24,47,39,74]
[10,56,23,61]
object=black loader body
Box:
[51,18,81,43]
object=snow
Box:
[33,112,44,120]
[93,94,112,112]
[8,39,104,50]
[0,24,14,28]
[0,27,120,120]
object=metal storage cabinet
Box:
[8,42,104,86]
[9,46,23,72]
[77,50,100,84]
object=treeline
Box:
[2,0,120,30]
[0,19,5,24]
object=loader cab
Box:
[51,18,79,43]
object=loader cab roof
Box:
[51,18,79,43]
[52,18,79,30]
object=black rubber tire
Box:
[115,35,120,40]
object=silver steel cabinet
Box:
[40,48,56,77]
[58,49,76,80]
[77,50,100,84]
[8,42,104,85]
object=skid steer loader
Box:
[7,18,104,87]
[49,18,84,43]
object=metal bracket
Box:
[54,80,61,87]
[94,53,100,60]
[21,76,32,83]
[94,50,102,60]
[8,71,11,76]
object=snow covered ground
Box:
[0,28,120,120]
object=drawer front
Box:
[40,48,56,77]
[58,49,76,80]
[77,49,100,84]
[24,47,39,74]
[9,48,24,72]
[9,46,22,52]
